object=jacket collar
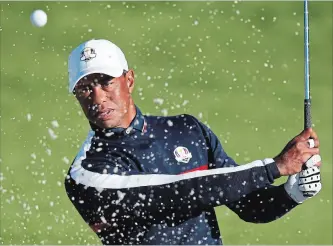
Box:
[89,105,146,136]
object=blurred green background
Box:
[0,1,332,245]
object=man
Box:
[64,39,322,245]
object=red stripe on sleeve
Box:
[180,164,208,174]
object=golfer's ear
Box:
[126,70,135,93]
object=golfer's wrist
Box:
[272,157,287,176]
[263,158,281,181]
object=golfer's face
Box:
[74,73,131,129]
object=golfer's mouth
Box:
[95,109,115,121]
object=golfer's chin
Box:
[92,118,119,129]
[88,110,121,129]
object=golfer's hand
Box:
[284,166,322,203]
[273,128,321,176]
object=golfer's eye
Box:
[76,86,92,97]
[83,87,91,93]
[101,80,113,88]
[98,78,114,89]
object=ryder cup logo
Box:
[80,47,96,62]
[174,146,192,163]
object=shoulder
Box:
[143,113,203,129]
[142,113,215,138]
[64,130,95,181]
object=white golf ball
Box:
[30,10,47,27]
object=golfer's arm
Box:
[226,184,298,223]
[189,116,298,222]
[72,160,281,225]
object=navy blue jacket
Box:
[65,106,298,245]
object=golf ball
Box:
[30,10,47,27]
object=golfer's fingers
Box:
[308,147,320,155]
[300,166,320,178]
[298,128,313,141]
[305,154,321,168]
[296,141,318,151]
[294,128,311,142]
[306,138,320,148]
[313,138,320,148]
[310,129,319,141]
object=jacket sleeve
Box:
[191,116,298,223]
[67,157,281,224]
[65,130,283,235]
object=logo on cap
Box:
[80,47,97,62]
[174,146,192,163]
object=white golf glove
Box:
[284,155,322,204]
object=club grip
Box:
[304,99,312,129]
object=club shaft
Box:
[304,0,311,129]
[303,0,314,198]
[304,0,310,100]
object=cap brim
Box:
[69,66,123,92]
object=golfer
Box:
[65,39,322,245]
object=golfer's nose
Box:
[91,86,107,104]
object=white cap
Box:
[68,39,129,92]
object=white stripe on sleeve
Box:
[70,130,270,189]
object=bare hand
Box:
[274,128,321,176]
